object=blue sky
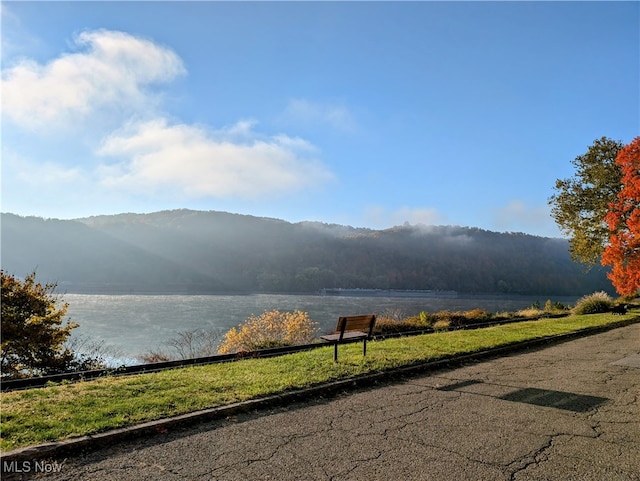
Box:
[2,1,638,237]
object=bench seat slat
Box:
[320,331,368,342]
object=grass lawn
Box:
[1,310,638,451]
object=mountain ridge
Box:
[1,209,612,296]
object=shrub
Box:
[573,291,614,315]
[1,271,77,379]
[374,317,409,334]
[432,310,453,325]
[373,308,430,335]
[553,301,569,311]
[374,314,431,334]
[217,310,317,354]
[432,310,490,327]
[433,310,468,326]
[515,308,545,319]
[463,308,492,324]
[432,319,451,331]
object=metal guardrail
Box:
[0,314,569,392]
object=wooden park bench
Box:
[611,304,628,315]
[320,314,376,362]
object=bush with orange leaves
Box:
[217,309,318,354]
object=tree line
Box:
[2,211,611,296]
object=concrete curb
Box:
[2,317,639,463]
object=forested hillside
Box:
[1,210,611,295]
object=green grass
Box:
[1,311,637,451]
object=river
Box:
[64,292,580,364]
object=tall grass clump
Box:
[431,309,493,327]
[573,291,614,315]
[218,310,317,354]
[374,309,429,334]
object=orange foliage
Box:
[601,137,640,296]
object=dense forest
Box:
[1,210,612,295]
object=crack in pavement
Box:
[507,437,553,480]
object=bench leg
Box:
[334,343,338,362]
[363,338,367,357]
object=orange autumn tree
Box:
[601,137,640,296]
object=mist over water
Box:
[65,293,580,363]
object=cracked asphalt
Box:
[35,323,639,481]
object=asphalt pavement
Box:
[21,323,640,480]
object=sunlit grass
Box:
[1,310,637,451]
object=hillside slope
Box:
[1,210,611,295]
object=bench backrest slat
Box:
[336,314,376,339]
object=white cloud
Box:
[363,206,446,229]
[282,98,357,133]
[2,29,336,208]
[1,29,185,131]
[97,118,334,199]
